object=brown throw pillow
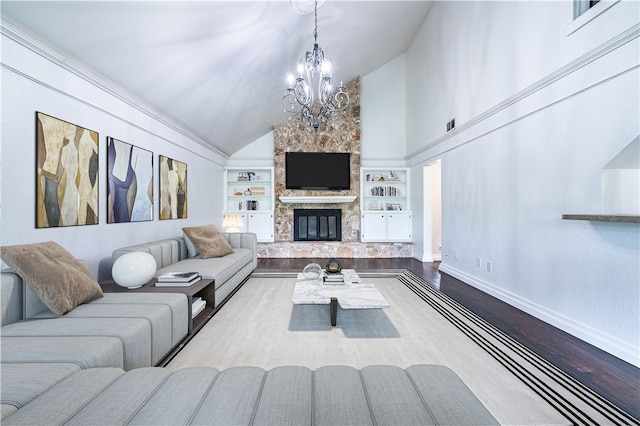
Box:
[1,241,103,315]
[182,225,234,259]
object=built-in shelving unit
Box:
[360,167,412,242]
[223,167,275,242]
[360,167,410,212]
[562,214,640,223]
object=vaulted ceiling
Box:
[2,1,433,156]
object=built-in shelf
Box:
[562,214,640,223]
[279,196,356,204]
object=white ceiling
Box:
[2,1,433,156]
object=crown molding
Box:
[406,23,640,163]
[0,18,229,160]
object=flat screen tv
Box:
[286,152,350,190]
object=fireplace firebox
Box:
[294,209,342,241]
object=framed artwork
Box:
[159,155,187,220]
[107,137,153,223]
[36,112,99,228]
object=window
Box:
[567,0,620,35]
[574,0,600,19]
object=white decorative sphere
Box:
[112,252,157,289]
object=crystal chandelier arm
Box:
[327,85,350,112]
[282,78,313,113]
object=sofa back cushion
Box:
[1,272,23,326]
[112,238,187,270]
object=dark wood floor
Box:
[256,257,640,421]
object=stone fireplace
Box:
[294,209,341,241]
[256,76,413,258]
[273,77,361,243]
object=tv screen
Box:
[286,152,350,190]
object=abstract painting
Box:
[107,137,153,223]
[159,155,187,220]
[36,112,99,228]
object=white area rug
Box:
[167,272,633,425]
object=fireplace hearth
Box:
[294,209,342,241]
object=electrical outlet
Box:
[476,257,482,268]
[454,251,459,261]
[487,261,493,272]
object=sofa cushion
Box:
[1,272,23,326]
[182,225,234,258]
[0,336,124,369]
[1,368,126,426]
[189,366,264,425]
[87,292,188,347]
[0,241,103,315]
[112,237,186,270]
[60,303,172,366]
[156,248,253,289]
[1,318,151,370]
[2,365,498,425]
[0,362,81,420]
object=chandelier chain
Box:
[313,0,318,43]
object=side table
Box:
[100,278,216,335]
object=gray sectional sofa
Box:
[1,233,499,424]
[1,232,259,421]
[112,232,258,308]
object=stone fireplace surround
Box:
[256,77,413,259]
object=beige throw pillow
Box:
[182,225,234,259]
[1,241,103,315]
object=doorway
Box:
[423,160,442,261]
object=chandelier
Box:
[282,0,350,131]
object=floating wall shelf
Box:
[279,196,356,204]
[562,214,640,223]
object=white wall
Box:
[227,131,275,167]
[406,0,640,366]
[1,26,227,280]
[360,55,406,167]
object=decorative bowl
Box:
[302,263,322,280]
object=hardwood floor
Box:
[256,257,640,421]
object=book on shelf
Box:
[157,271,199,282]
[156,275,201,287]
[192,299,206,318]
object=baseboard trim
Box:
[438,263,639,368]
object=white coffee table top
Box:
[292,269,389,309]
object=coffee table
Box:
[292,269,389,326]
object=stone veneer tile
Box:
[257,242,414,259]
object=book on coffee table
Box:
[156,272,201,287]
[323,272,345,285]
[157,272,199,282]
